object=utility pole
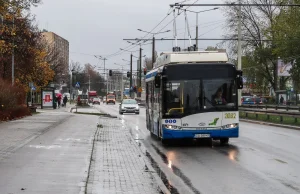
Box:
[237,2,242,106]
[139,45,142,98]
[88,74,90,91]
[104,58,108,93]
[95,56,108,94]
[196,12,198,49]
[12,15,15,86]
[130,54,133,97]
[121,66,124,101]
[152,36,155,68]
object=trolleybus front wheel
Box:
[220,138,229,145]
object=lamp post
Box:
[176,7,219,49]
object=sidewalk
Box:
[0,107,72,161]
[87,116,163,194]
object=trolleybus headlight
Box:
[162,124,182,130]
[222,123,239,129]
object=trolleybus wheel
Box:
[161,139,169,145]
[220,138,229,145]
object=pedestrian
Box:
[63,95,68,108]
[57,95,61,108]
[280,95,284,104]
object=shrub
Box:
[0,79,30,121]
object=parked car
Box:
[242,97,263,105]
[93,98,100,105]
[119,99,140,115]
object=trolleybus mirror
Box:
[154,75,160,88]
[237,77,243,89]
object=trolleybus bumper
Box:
[162,127,239,139]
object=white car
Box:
[119,99,140,115]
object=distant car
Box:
[93,98,100,105]
[242,97,263,105]
[119,99,140,115]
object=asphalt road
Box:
[95,103,300,194]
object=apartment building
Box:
[42,31,69,75]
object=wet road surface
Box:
[95,104,300,194]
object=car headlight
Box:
[162,124,182,130]
[221,123,238,129]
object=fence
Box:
[239,107,300,124]
[240,104,300,111]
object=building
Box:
[42,31,69,76]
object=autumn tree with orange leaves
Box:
[0,0,56,120]
[0,0,54,92]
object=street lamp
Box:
[176,7,219,49]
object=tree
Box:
[70,62,106,96]
[271,0,300,91]
[144,57,152,70]
[0,0,54,92]
[205,46,218,51]
[222,0,284,93]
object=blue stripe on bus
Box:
[145,71,157,79]
[162,127,239,139]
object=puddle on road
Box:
[145,151,180,194]
[58,138,81,141]
[151,144,202,194]
[29,145,61,149]
[213,144,240,162]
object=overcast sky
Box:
[31,0,225,71]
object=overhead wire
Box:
[103,7,174,59]
[105,0,200,59]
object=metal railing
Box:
[239,107,300,124]
[240,104,300,111]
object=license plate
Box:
[194,134,210,138]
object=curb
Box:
[137,143,171,194]
[93,109,171,194]
[240,118,300,130]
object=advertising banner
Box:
[278,59,293,76]
[42,91,53,107]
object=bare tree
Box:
[221,0,284,91]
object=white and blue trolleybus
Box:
[145,51,243,145]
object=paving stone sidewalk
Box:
[87,117,162,194]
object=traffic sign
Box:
[29,82,34,87]
[31,86,36,91]
[75,82,80,88]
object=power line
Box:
[170,3,300,7]
[107,0,200,59]
[102,7,174,59]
